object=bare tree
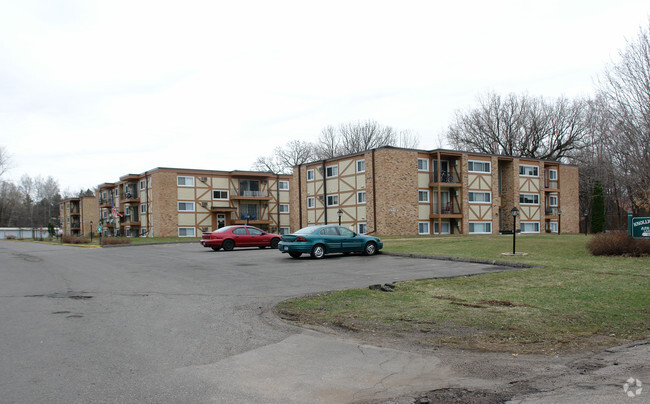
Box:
[597,20,650,211]
[0,146,11,178]
[316,125,340,159]
[448,92,590,160]
[252,140,317,174]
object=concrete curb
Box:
[381,251,538,268]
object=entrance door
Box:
[217,214,226,229]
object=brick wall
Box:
[560,165,580,233]
[151,171,178,237]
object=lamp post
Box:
[337,209,343,226]
[511,206,519,255]
[584,210,588,236]
[557,210,562,235]
[90,221,93,242]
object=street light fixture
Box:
[337,209,343,226]
[511,206,519,255]
[557,209,562,235]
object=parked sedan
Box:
[278,225,383,259]
[200,225,281,251]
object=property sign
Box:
[631,217,650,238]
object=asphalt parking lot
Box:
[0,241,519,403]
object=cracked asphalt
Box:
[0,240,518,403]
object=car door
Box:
[319,227,342,253]
[246,226,265,246]
[231,226,250,246]
[339,227,364,252]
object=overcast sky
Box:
[1,0,648,193]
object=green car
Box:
[278,225,383,259]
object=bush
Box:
[101,237,131,245]
[62,235,92,244]
[587,231,650,256]
[6,235,16,240]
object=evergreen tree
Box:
[591,180,605,233]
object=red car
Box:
[200,225,281,251]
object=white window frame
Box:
[278,180,289,190]
[326,194,339,207]
[177,176,195,187]
[357,191,366,204]
[468,160,491,173]
[125,206,131,215]
[549,195,558,207]
[177,201,195,212]
[307,197,315,209]
[468,191,492,203]
[520,193,540,205]
[279,204,289,213]
[178,227,196,237]
[139,180,145,190]
[140,204,146,214]
[418,190,429,203]
[212,190,229,200]
[519,165,539,177]
[279,227,291,235]
[356,159,365,173]
[418,222,430,235]
[521,221,541,233]
[306,169,314,181]
[550,221,558,233]
[417,158,429,171]
[469,222,492,234]
[357,222,367,234]
[549,169,558,180]
[326,165,338,178]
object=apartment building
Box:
[289,147,579,235]
[59,195,99,237]
[97,167,292,238]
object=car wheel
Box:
[222,239,235,251]
[289,252,302,258]
[211,246,220,251]
[363,241,377,256]
[310,244,325,259]
[270,238,280,249]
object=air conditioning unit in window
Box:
[200,227,208,232]
[262,180,267,185]
[199,177,208,182]
[201,202,208,207]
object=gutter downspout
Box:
[298,166,302,229]
[372,150,377,234]
[322,160,328,224]
[276,173,280,232]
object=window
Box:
[125,206,131,215]
[356,159,365,173]
[177,176,194,187]
[418,158,429,171]
[213,190,229,200]
[178,201,195,211]
[278,180,289,190]
[520,193,540,204]
[549,169,558,180]
[248,227,264,235]
[418,190,429,203]
[358,223,367,234]
[549,195,558,207]
[240,180,260,196]
[519,165,539,176]
[326,195,339,206]
[326,165,338,178]
[307,197,315,209]
[279,204,289,213]
[468,191,492,203]
[418,222,430,235]
[468,160,491,173]
[178,227,196,237]
[469,222,492,234]
[550,222,558,233]
[280,227,290,235]
[141,228,147,236]
[307,169,314,181]
[357,191,366,204]
[521,222,540,233]
[139,180,145,190]
[140,204,146,214]
[434,221,450,234]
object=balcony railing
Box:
[431,171,457,184]
[545,207,560,216]
[121,191,139,200]
[545,180,559,189]
[240,190,266,197]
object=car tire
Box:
[222,239,235,251]
[363,241,377,256]
[289,252,302,258]
[310,244,325,259]
[270,238,280,249]
[258,246,266,249]
[211,246,220,251]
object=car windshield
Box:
[294,226,319,235]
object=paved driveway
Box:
[0,241,516,403]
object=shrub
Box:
[6,235,16,240]
[101,237,131,245]
[62,235,91,244]
[587,231,650,256]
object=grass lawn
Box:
[276,234,650,354]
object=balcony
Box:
[99,198,115,208]
[429,171,458,187]
[120,191,140,203]
[545,207,560,217]
[230,190,270,200]
[430,206,462,219]
[545,180,559,191]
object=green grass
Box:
[277,234,650,353]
